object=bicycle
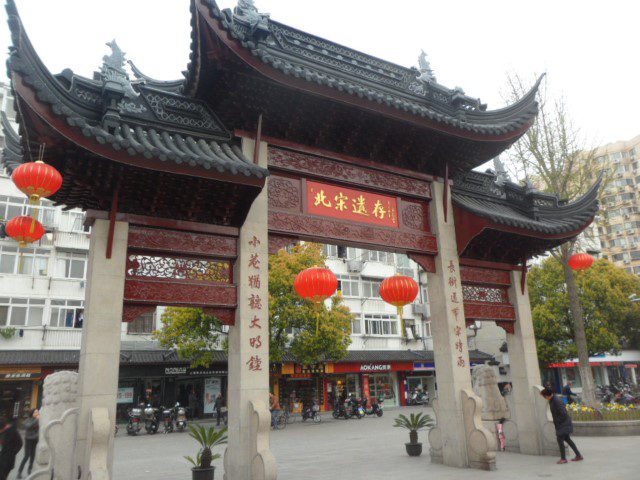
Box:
[271,410,286,430]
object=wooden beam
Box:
[521,260,528,295]
[253,114,263,165]
[443,163,449,223]
[106,186,119,259]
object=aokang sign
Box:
[360,364,391,372]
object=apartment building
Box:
[595,135,640,275]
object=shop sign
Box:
[294,363,325,374]
[165,367,187,375]
[333,362,413,373]
[188,368,228,376]
[307,180,399,228]
[413,362,435,371]
[625,364,638,369]
[360,364,391,372]
[117,387,134,404]
[0,372,40,380]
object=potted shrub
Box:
[185,424,228,480]
[393,412,434,457]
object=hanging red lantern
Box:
[12,160,63,204]
[5,216,46,247]
[380,275,419,337]
[568,253,594,271]
[294,267,338,303]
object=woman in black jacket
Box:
[540,388,584,464]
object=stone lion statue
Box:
[472,365,510,421]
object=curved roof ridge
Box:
[128,60,184,94]
[0,111,24,174]
[188,0,540,137]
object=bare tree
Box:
[504,74,611,406]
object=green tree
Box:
[528,257,640,368]
[155,243,353,367]
[269,243,352,364]
[155,308,224,368]
[504,74,613,405]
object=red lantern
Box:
[12,160,63,204]
[294,267,338,303]
[5,216,46,247]
[568,253,594,271]
[380,275,419,337]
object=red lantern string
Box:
[294,267,338,334]
[380,274,419,337]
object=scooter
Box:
[408,390,429,406]
[174,402,188,432]
[126,405,143,436]
[161,406,174,433]
[332,399,350,420]
[143,404,160,434]
[346,395,364,419]
[362,397,384,417]
[301,401,321,423]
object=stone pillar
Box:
[427,181,495,470]
[506,269,546,455]
[75,219,128,479]
[224,138,277,480]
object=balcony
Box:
[0,326,82,350]
[53,231,90,251]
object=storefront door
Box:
[368,373,397,406]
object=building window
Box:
[364,313,398,336]
[423,321,432,338]
[55,252,87,279]
[0,246,50,276]
[127,311,156,334]
[351,317,362,335]
[0,297,45,327]
[0,195,27,220]
[361,277,381,298]
[336,274,360,297]
[59,211,87,232]
[364,250,392,264]
[49,299,84,328]
[323,244,338,258]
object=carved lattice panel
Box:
[126,254,231,284]
[462,285,508,303]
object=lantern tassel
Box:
[398,305,406,338]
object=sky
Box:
[0,0,638,148]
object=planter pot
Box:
[192,466,215,480]
[405,442,423,457]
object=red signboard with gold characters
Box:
[307,180,399,228]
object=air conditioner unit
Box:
[346,260,363,273]
[624,259,631,264]
[412,303,429,317]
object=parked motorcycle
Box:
[332,399,350,420]
[174,402,188,432]
[361,397,384,417]
[126,405,143,436]
[301,401,321,423]
[161,405,174,433]
[408,389,429,406]
[347,395,364,419]
[143,404,160,434]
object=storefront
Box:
[116,364,227,420]
[0,367,41,419]
[278,363,326,412]
[329,362,413,407]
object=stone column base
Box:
[462,389,496,470]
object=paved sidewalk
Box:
[98,406,637,479]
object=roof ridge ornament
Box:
[417,50,436,83]
[492,156,510,186]
[233,0,270,38]
[100,40,138,99]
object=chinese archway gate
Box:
[4,0,599,478]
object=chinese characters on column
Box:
[246,235,264,372]
[447,259,466,368]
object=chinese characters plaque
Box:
[307,180,399,228]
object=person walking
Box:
[540,387,584,464]
[269,393,281,428]
[0,417,23,480]
[561,381,576,404]
[214,393,224,426]
[188,388,199,419]
[17,409,39,479]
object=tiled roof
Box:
[186,0,540,138]
[452,170,600,235]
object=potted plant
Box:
[393,412,434,456]
[185,424,228,480]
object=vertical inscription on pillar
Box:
[447,259,467,368]
[246,236,264,372]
